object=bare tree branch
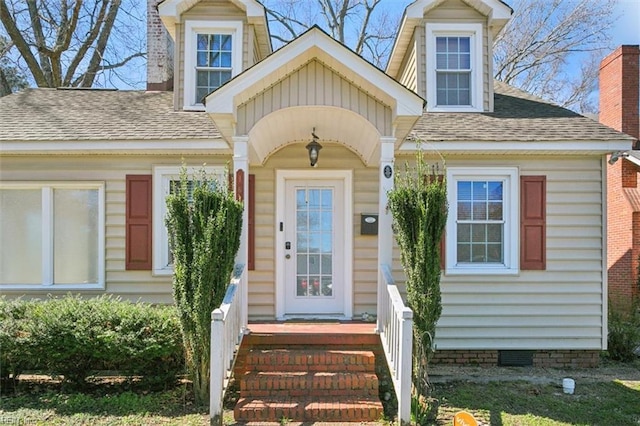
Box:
[79,0,120,87]
[71,50,143,86]
[0,35,28,95]
[265,7,303,44]
[494,0,616,112]
[1,0,144,89]
[63,0,110,85]
[354,0,380,55]
[0,0,48,86]
[264,0,400,68]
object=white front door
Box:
[276,170,352,318]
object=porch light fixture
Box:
[608,151,629,165]
[306,128,322,167]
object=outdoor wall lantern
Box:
[608,150,629,165]
[306,128,322,167]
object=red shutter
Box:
[126,175,152,270]
[520,176,546,270]
[235,169,244,202]
[248,174,255,270]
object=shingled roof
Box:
[0,88,220,142]
[0,82,633,146]
[410,81,634,143]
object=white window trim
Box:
[153,165,227,276]
[183,20,243,110]
[0,181,105,290]
[426,23,483,112]
[445,167,519,275]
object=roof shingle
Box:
[409,81,633,143]
[0,82,633,145]
[0,88,219,142]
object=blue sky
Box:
[108,0,640,90]
[613,0,640,45]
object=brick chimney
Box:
[601,45,640,310]
[599,45,639,140]
[147,0,174,91]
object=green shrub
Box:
[0,297,34,380]
[0,295,184,389]
[607,305,640,362]
[165,167,242,404]
[26,296,102,385]
[388,152,447,399]
[98,298,185,389]
[411,391,439,425]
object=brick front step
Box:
[235,396,384,422]
[240,371,379,397]
[244,349,376,372]
[234,324,385,423]
[244,332,380,347]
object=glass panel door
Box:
[295,187,333,298]
[283,178,345,316]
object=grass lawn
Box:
[435,380,640,426]
[0,384,213,425]
[1,366,639,425]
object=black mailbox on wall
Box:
[360,213,379,235]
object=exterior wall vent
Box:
[498,350,533,366]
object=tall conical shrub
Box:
[165,167,243,405]
[387,152,447,398]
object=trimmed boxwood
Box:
[0,295,184,389]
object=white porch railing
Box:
[210,263,247,425]
[378,263,413,425]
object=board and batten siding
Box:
[236,60,393,136]
[393,155,605,350]
[248,144,380,319]
[0,155,230,303]
[176,0,249,109]
[422,0,491,111]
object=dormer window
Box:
[426,23,483,112]
[436,36,471,106]
[184,21,243,110]
[196,34,232,102]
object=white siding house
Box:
[0,0,635,369]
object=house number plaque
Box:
[384,165,392,179]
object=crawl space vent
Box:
[498,350,533,366]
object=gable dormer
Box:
[387,0,511,113]
[155,0,271,110]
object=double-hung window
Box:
[195,33,233,103]
[0,182,105,289]
[435,36,471,106]
[446,168,519,274]
[426,23,483,112]
[184,21,242,109]
[152,165,227,275]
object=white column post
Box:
[210,309,224,425]
[233,136,249,330]
[398,307,413,425]
[376,137,396,332]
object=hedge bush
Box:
[0,295,184,389]
[608,304,640,362]
[0,298,34,380]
